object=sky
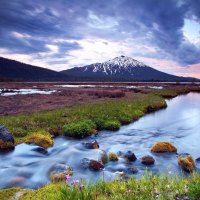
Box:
[0,0,200,78]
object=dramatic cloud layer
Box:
[0,0,200,77]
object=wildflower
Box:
[72,180,80,185]
[65,174,71,183]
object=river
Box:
[0,92,200,189]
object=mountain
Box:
[61,55,198,82]
[0,57,70,81]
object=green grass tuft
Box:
[63,120,96,137]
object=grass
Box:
[63,120,96,137]
[0,93,167,147]
[141,89,178,98]
[0,187,23,200]
[2,172,200,200]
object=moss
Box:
[21,184,65,200]
[0,187,22,200]
[178,155,195,172]
[0,139,14,150]
[63,120,96,137]
[109,152,119,161]
[24,132,54,149]
[103,120,121,131]
[151,142,177,153]
[50,171,74,183]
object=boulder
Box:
[178,154,195,172]
[82,140,99,149]
[141,155,155,165]
[124,151,137,161]
[89,160,104,171]
[151,142,177,153]
[0,125,15,150]
[49,163,73,183]
[109,153,119,161]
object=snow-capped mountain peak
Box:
[90,55,146,75]
[104,55,145,68]
[61,55,197,81]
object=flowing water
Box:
[0,92,200,189]
[0,89,57,96]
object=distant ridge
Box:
[0,56,198,82]
[61,55,198,82]
[0,57,70,81]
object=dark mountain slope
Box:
[61,55,198,82]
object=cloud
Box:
[0,0,199,75]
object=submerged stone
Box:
[82,140,99,149]
[196,157,200,162]
[127,166,138,174]
[49,163,73,183]
[32,147,48,155]
[141,155,155,165]
[81,158,91,169]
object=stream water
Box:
[0,92,200,189]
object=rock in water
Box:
[141,155,155,165]
[82,140,99,149]
[151,142,177,153]
[99,150,109,164]
[89,160,104,171]
[109,152,119,161]
[0,125,15,150]
[178,154,195,172]
[124,151,137,161]
[49,163,73,183]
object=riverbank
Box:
[1,84,200,149]
[1,172,200,200]
[0,93,167,149]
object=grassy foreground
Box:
[1,172,200,200]
[0,93,166,148]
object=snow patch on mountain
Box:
[85,55,146,75]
